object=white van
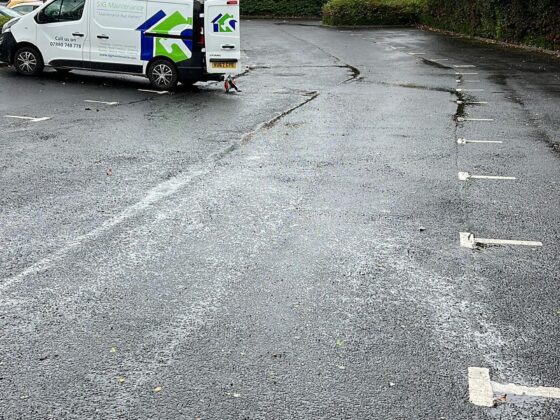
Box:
[0,0,240,89]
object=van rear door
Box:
[203,0,240,74]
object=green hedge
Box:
[321,0,560,50]
[241,0,328,17]
[322,0,425,26]
[0,16,10,30]
[423,0,560,50]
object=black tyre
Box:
[147,59,178,91]
[14,46,44,76]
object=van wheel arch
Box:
[13,43,44,76]
[12,42,42,64]
[146,57,179,91]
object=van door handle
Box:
[97,34,109,39]
[72,32,84,37]
[221,44,235,50]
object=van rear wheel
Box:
[147,59,178,91]
[14,46,44,76]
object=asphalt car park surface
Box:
[1,20,559,419]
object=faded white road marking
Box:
[455,65,477,68]
[458,171,514,180]
[468,367,494,407]
[138,89,169,95]
[457,117,494,122]
[0,92,319,293]
[457,138,503,145]
[428,58,449,61]
[4,115,51,123]
[84,100,119,106]
[457,101,488,105]
[456,72,479,75]
[460,233,543,249]
[493,382,560,400]
[408,52,426,55]
[469,367,560,407]
[457,79,481,83]
[456,88,484,92]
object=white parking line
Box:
[469,367,560,407]
[138,89,169,95]
[457,138,503,145]
[457,101,488,105]
[4,115,51,123]
[458,171,514,180]
[457,117,494,122]
[468,367,494,407]
[84,100,119,106]
[460,233,543,249]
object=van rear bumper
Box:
[0,32,16,65]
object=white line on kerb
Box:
[468,367,560,407]
[457,138,503,145]
[460,233,543,249]
[4,115,51,123]
[458,171,514,180]
[84,100,119,105]
[138,89,169,95]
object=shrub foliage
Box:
[423,0,560,50]
[322,0,423,26]
[0,16,10,30]
[241,0,328,17]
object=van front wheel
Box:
[14,47,44,76]
[147,59,178,91]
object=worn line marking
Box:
[4,115,51,123]
[468,368,494,407]
[456,88,484,92]
[458,171,514,180]
[468,367,560,407]
[455,65,477,68]
[84,100,119,106]
[408,52,426,55]
[492,381,560,400]
[456,72,479,75]
[460,232,542,249]
[457,138,503,145]
[457,80,481,83]
[0,92,319,292]
[457,117,494,122]
[429,58,449,61]
[138,89,169,95]
[457,101,488,105]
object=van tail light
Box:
[227,1,238,4]
[199,28,205,46]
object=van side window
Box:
[40,0,85,22]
